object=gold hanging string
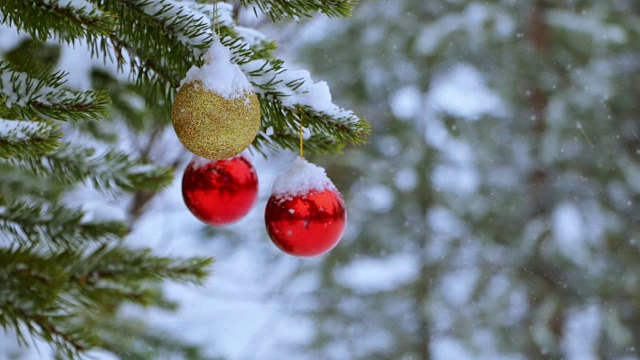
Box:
[299,107,304,159]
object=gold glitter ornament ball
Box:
[171,80,261,160]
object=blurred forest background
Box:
[270,0,640,359]
[3,0,640,359]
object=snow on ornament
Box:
[172,38,260,160]
[265,157,347,257]
[182,154,258,226]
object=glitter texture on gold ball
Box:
[171,80,261,160]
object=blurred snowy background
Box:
[3,0,640,359]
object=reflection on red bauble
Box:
[265,188,346,257]
[182,155,258,226]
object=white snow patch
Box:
[427,63,506,120]
[552,202,588,264]
[358,184,395,213]
[562,306,601,360]
[376,135,402,157]
[44,0,96,12]
[334,254,418,293]
[1,71,36,107]
[415,13,464,55]
[189,151,252,170]
[423,115,449,148]
[139,0,212,48]
[432,164,479,195]
[235,26,267,47]
[276,68,335,114]
[444,140,475,165]
[180,38,253,100]
[56,37,131,91]
[0,328,54,360]
[64,185,127,223]
[0,67,100,114]
[547,10,627,44]
[494,12,516,38]
[57,41,96,91]
[430,137,479,187]
[428,206,464,239]
[416,3,512,55]
[183,1,234,29]
[394,168,418,192]
[301,126,312,140]
[243,60,349,119]
[433,336,527,360]
[439,268,478,306]
[0,25,28,51]
[271,157,336,200]
[389,85,423,120]
[0,119,51,141]
[433,337,473,360]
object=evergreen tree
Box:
[280,0,640,359]
[0,0,366,358]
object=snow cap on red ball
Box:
[271,157,337,201]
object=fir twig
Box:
[0,245,212,357]
[239,0,355,20]
[102,0,213,105]
[0,0,115,54]
[0,200,128,247]
[0,62,111,122]
[1,145,174,194]
[255,101,370,154]
[0,118,62,158]
[78,315,214,359]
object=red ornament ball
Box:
[182,155,258,226]
[265,188,347,257]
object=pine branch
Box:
[132,0,212,51]
[218,22,370,153]
[2,2,368,155]
[0,0,115,52]
[194,3,278,61]
[100,0,213,103]
[0,165,65,203]
[0,247,102,358]
[99,2,369,154]
[0,62,111,122]
[80,315,217,360]
[0,245,211,358]
[1,144,174,194]
[15,313,90,358]
[0,118,62,158]
[74,247,212,287]
[238,54,369,153]
[0,0,370,357]
[2,0,210,112]
[255,102,370,154]
[239,0,355,20]
[0,200,128,247]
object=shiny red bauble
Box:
[182,156,258,226]
[265,188,347,257]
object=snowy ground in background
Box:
[126,150,317,359]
